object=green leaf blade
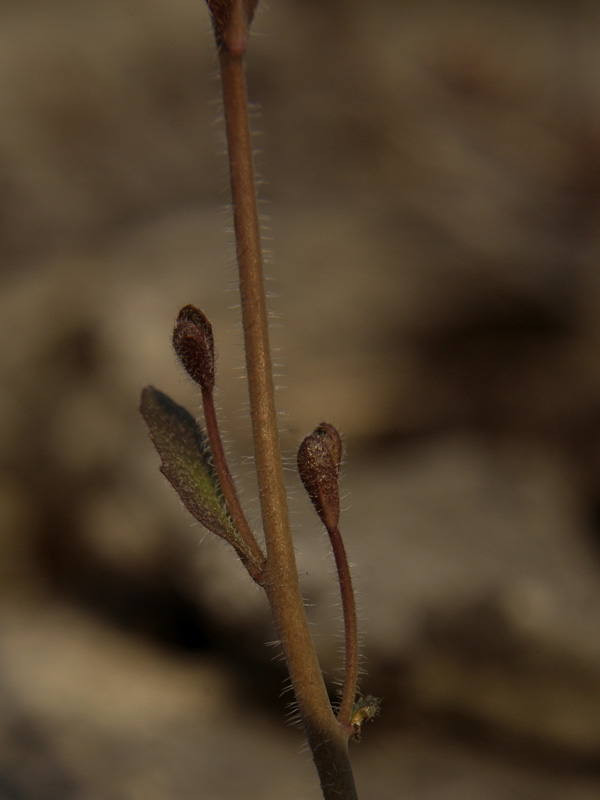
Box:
[140,385,240,545]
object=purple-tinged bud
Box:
[297,422,343,531]
[313,422,343,471]
[172,305,215,393]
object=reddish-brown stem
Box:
[217,8,358,798]
[201,388,266,584]
[327,523,359,729]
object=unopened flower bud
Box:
[172,305,215,393]
[297,423,343,530]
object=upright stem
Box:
[217,16,357,800]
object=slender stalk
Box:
[328,523,359,730]
[296,424,359,732]
[217,4,358,797]
[202,389,266,584]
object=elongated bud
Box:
[297,423,343,531]
[172,305,215,393]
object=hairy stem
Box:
[202,389,266,584]
[217,11,358,800]
[328,523,359,729]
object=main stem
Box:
[218,42,358,800]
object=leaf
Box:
[140,385,241,547]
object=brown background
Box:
[1,1,600,798]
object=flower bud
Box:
[297,423,343,531]
[172,305,215,393]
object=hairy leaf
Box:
[140,386,241,546]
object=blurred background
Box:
[1,0,599,797]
